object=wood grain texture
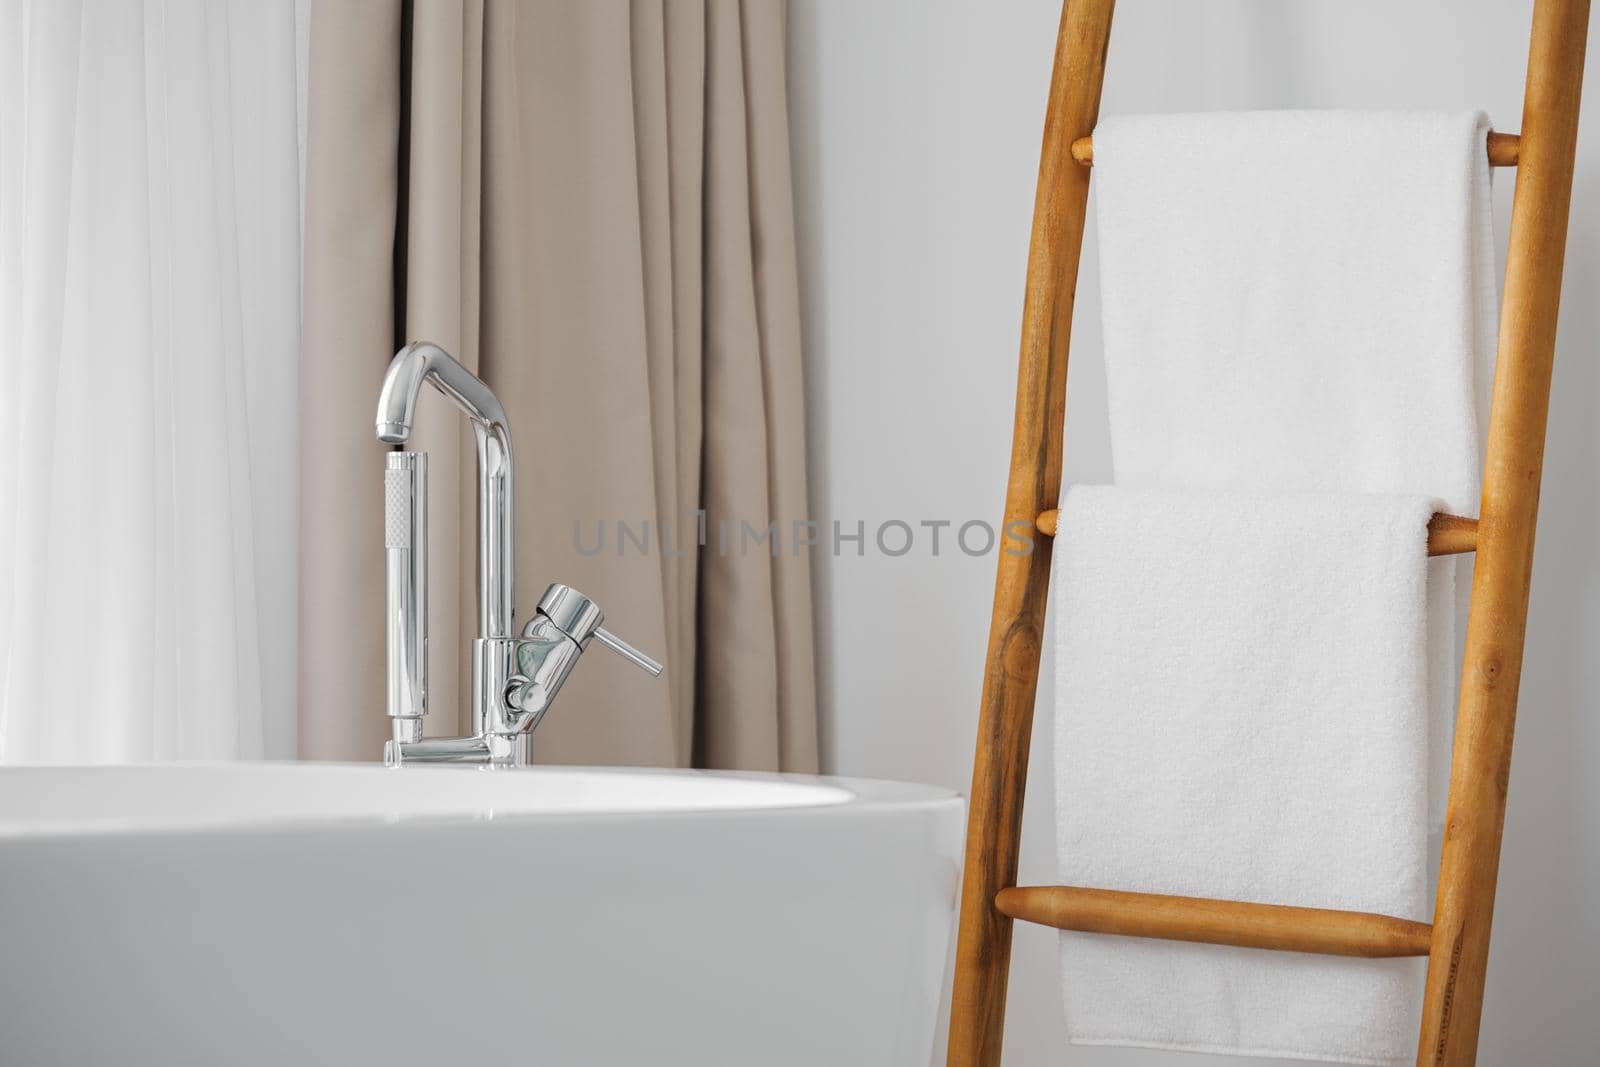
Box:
[1034,508,1480,556]
[945,2,1116,1064]
[997,886,1433,958]
[1071,131,1522,167]
[1420,2,1590,1063]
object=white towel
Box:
[1053,487,1437,1064]
[1094,114,1496,804]
[1093,110,1495,508]
[1054,110,1497,1063]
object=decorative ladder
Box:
[945,2,1591,1065]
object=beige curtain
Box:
[300,0,817,772]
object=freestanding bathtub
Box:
[0,763,962,1066]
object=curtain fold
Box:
[0,0,302,762]
[299,0,402,760]
[301,0,818,772]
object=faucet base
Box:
[385,732,530,768]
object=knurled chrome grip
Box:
[385,452,428,722]
[385,471,413,548]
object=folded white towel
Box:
[1053,487,1437,1064]
[1092,110,1497,833]
[1093,110,1495,510]
[1053,110,1497,1063]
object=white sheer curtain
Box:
[0,0,302,761]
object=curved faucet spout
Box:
[377,341,510,444]
[376,342,515,644]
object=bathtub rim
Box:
[0,761,963,842]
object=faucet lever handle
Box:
[593,626,665,676]
[532,582,666,677]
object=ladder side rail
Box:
[1419,2,1590,1064]
[945,1,1117,1064]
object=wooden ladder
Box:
[945,2,1590,1065]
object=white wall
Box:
[788,2,1599,1063]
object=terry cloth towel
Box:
[1092,110,1495,508]
[1053,487,1439,1065]
[1054,110,1497,1063]
[1093,114,1496,809]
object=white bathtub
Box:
[0,763,962,1066]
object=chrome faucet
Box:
[376,341,663,766]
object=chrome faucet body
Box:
[378,341,515,641]
[376,341,662,767]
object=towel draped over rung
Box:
[1068,130,1522,167]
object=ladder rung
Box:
[1034,508,1478,555]
[1426,512,1480,554]
[996,885,1432,958]
[1070,129,1522,168]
